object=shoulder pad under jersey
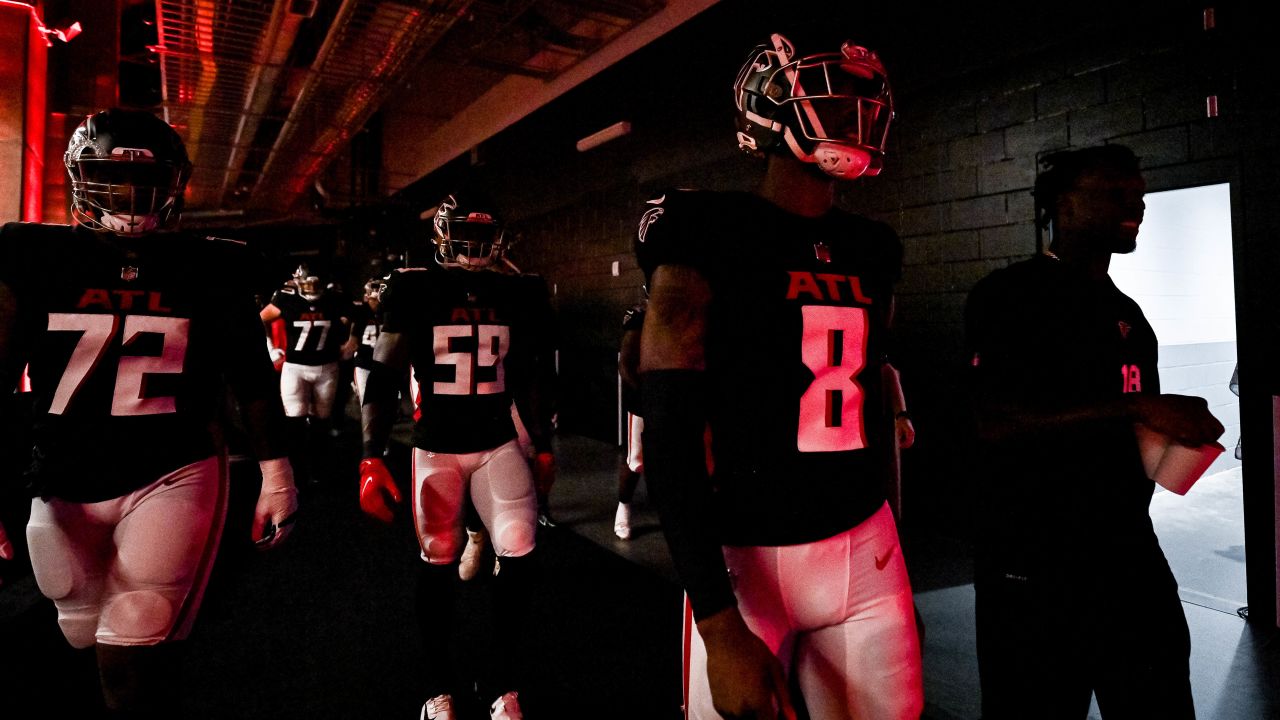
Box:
[633,188,718,280]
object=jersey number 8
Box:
[798,305,867,452]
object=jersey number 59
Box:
[433,324,510,396]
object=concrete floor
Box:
[549,434,1279,720]
[1,430,1276,718]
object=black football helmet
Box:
[292,264,322,301]
[432,194,505,269]
[363,277,385,308]
[733,33,893,179]
[64,108,192,236]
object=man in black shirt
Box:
[965,145,1224,718]
[637,31,922,719]
[0,109,297,716]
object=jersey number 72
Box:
[46,312,190,416]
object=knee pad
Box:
[27,523,76,600]
[627,457,644,474]
[492,511,535,558]
[100,590,176,645]
[419,529,465,565]
[28,523,98,648]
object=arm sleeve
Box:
[641,369,736,621]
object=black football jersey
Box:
[966,254,1162,568]
[269,288,350,366]
[0,223,278,502]
[380,267,554,454]
[350,302,380,369]
[635,190,902,546]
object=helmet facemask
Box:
[291,265,322,301]
[735,34,893,179]
[68,148,188,236]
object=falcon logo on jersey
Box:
[121,266,139,281]
[637,206,664,243]
[1118,320,1131,339]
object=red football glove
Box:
[359,457,403,524]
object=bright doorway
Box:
[1110,182,1244,614]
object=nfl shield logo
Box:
[1118,320,1131,339]
[121,266,139,281]
[814,243,832,263]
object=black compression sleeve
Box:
[361,360,401,458]
[641,369,735,621]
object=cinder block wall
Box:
[471,2,1272,536]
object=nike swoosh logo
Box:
[646,194,666,205]
[875,547,894,570]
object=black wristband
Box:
[641,369,736,621]
[895,410,911,421]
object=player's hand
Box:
[532,451,556,497]
[340,338,358,361]
[895,415,916,450]
[359,457,402,524]
[0,519,13,589]
[699,608,796,720]
[1132,394,1225,447]
[268,346,286,371]
[253,457,299,550]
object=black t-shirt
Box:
[965,254,1162,575]
[269,288,350,366]
[380,267,555,454]
[635,190,901,546]
[0,223,277,502]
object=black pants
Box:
[975,552,1194,720]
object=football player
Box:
[636,32,924,719]
[615,300,646,540]
[358,193,556,720]
[260,265,355,483]
[0,108,298,715]
[352,277,385,407]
